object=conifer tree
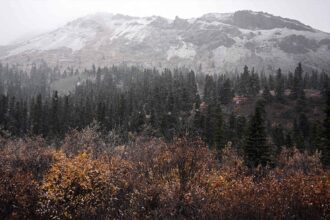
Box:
[275,68,285,102]
[322,89,330,167]
[272,124,285,149]
[244,100,270,167]
[203,75,216,105]
[220,79,233,104]
[61,95,71,133]
[0,95,8,130]
[249,69,260,96]
[262,85,272,103]
[214,104,224,150]
[31,94,43,135]
[293,118,304,149]
[204,104,216,147]
[291,63,305,99]
[268,74,275,90]
[239,65,250,96]
[285,132,293,148]
[310,122,322,151]
[50,91,60,136]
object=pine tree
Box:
[220,79,233,104]
[268,74,275,90]
[322,89,330,167]
[310,122,322,151]
[291,63,305,99]
[204,104,216,147]
[42,100,50,136]
[227,112,237,143]
[0,95,8,130]
[275,68,285,102]
[31,94,43,135]
[239,65,250,96]
[7,96,17,135]
[293,118,304,149]
[203,75,216,105]
[272,124,285,149]
[244,100,270,167]
[298,113,310,138]
[61,95,71,134]
[249,69,260,96]
[285,132,293,148]
[187,70,198,105]
[21,101,28,134]
[214,104,224,150]
[50,91,60,136]
[96,102,106,126]
[236,115,247,140]
[262,85,272,103]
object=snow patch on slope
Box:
[109,18,153,42]
[167,41,196,60]
[213,45,250,64]
[8,22,97,56]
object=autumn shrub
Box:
[0,131,329,219]
[0,137,53,180]
[38,151,134,219]
[0,137,53,219]
[256,171,330,219]
[0,171,39,219]
[120,137,217,219]
[276,147,323,175]
[61,125,107,159]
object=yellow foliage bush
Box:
[38,151,134,219]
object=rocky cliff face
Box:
[1,11,330,73]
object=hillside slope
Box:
[1,11,330,73]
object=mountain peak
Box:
[1,11,330,72]
[224,10,314,31]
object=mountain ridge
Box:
[1,10,330,73]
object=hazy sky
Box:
[0,0,329,45]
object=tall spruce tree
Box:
[50,91,60,136]
[244,100,270,167]
[322,89,330,167]
[239,65,250,96]
[214,104,224,150]
[291,63,305,99]
[275,68,285,102]
[262,85,272,103]
[203,75,216,105]
[220,78,233,104]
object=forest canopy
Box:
[0,62,329,219]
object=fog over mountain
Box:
[1,10,330,73]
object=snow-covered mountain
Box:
[1,10,330,73]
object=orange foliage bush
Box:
[38,151,134,219]
[0,137,52,219]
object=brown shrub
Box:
[0,137,53,180]
[61,126,107,159]
[0,171,39,219]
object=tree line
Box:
[0,62,329,167]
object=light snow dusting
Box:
[167,41,196,60]
[6,13,154,57]
[8,21,98,56]
[109,18,153,42]
[1,11,330,71]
